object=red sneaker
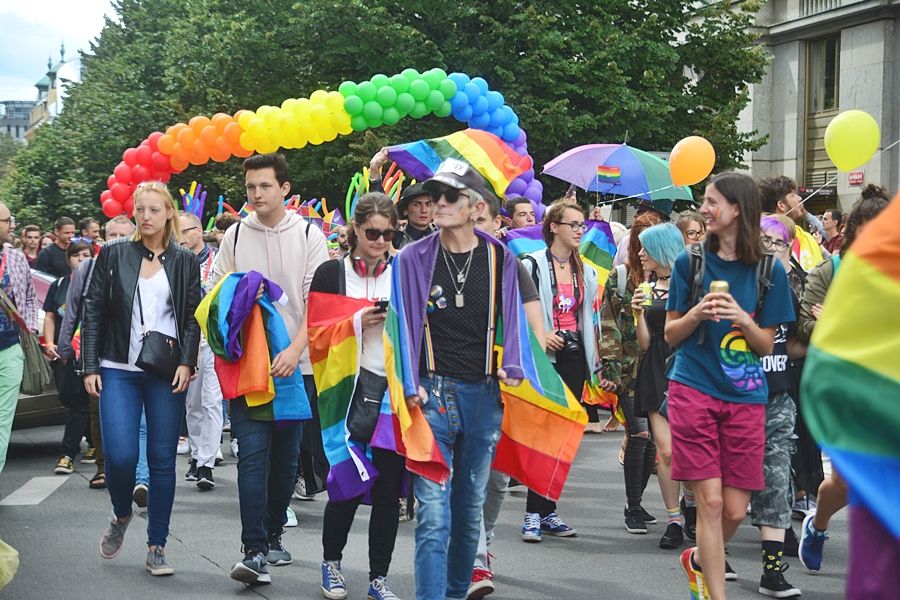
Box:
[467,567,495,599]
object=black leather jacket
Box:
[82,238,201,374]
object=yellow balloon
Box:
[310,89,329,105]
[237,110,256,130]
[824,110,880,172]
[325,91,345,112]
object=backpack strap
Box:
[687,242,706,307]
[615,263,627,298]
[337,257,347,296]
[754,252,777,318]
[232,221,241,253]
[522,255,540,294]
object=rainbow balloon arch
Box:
[101,68,542,217]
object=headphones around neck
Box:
[351,255,388,278]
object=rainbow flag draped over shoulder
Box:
[384,230,587,500]
[801,195,900,544]
[386,129,533,198]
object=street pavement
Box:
[1,424,847,599]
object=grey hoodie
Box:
[211,210,329,375]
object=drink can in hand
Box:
[709,280,729,294]
[638,282,653,306]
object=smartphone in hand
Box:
[374,299,389,314]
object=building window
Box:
[808,36,840,113]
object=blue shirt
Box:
[0,267,19,349]
[666,249,795,404]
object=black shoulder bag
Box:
[134,283,182,381]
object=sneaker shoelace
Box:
[524,514,541,529]
[371,578,398,599]
[149,547,167,567]
[270,535,285,552]
[325,563,344,588]
[543,514,565,528]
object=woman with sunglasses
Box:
[82,181,201,576]
[520,200,601,542]
[310,192,405,600]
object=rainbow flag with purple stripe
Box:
[596,165,621,183]
[504,221,617,287]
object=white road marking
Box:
[0,476,69,506]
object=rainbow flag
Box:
[505,225,546,257]
[801,194,900,550]
[386,128,533,197]
[308,291,384,501]
[385,230,587,500]
[793,226,824,273]
[596,165,621,183]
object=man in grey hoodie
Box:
[211,153,329,585]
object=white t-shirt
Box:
[343,257,392,377]
[101,268,178,372]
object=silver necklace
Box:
[441,243,475,308]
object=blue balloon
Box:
[502,123,521,142]
[450,91,469,111]
[489,109,507,128]
[501,106,516,125]
[488,125,504,138]
[471,77,489,95]
[448,72,470,89]
[514,129,526,146]
[453,104,474,123]
[470,112,491,129]
[486,91,504,112]
[471,96,489,116]
[464,83,481,104]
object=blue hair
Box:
[638,223,684,270]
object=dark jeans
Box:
[231,379,309,553]
[55,360,90,458]
[90,393,104,471]
[322,448,405,580]
[527,346,586,517]
[99,367,185,547]
[620,393,656,509]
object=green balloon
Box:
[357,81,377,102]
[432,68,448,81]
[389,74,409,94]
[395,92,415,114]
[343,95,364,116]
[371,73,390,88]
[376,86,397,107]
[363,101,383,122]
[438,79,457,100]
[382,107,401,126]
[338,81,358,97]
[351,115,368,132]
[401,68,420,81]
[409,79,430,101]
[410,101,428,119]
[426,90,445,111]
[434,100,452,118]
[422,70,442,90]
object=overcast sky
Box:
[0,0,115,101]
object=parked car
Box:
[11,269,63,430]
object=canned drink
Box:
[638,282,653,306]
[709,280,730,294]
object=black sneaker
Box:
[659,522,684,549]
[759,564,801,598]
[184,458,198,481]
[267,533,292,565]
[725,559,737,581]
[681,497,697,541]
[638,506,657,525]
[196,466,215,490]
[231,550,271,585]
[624,507,647,534]
[783,526,799,557]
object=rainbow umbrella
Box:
[542,144,693,202]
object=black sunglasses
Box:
[364,228,397,242]
[428,188,470,204]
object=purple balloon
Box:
[506,177,527,195]
[530,198,546,222]
[514,130,526,146]
[514,146,528,157]
[521,168,535,181]
[523,186,542,203]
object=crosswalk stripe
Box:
[0,476,69,506]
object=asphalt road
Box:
[0,425,847,599]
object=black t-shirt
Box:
[420,240,539,381]
[42,276,70,345]
[36,244,69,278]
[762,324,791,394]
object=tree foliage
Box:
[0,0,767,227]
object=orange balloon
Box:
[177,128,196,148]
[232,142,253,158]
[189,140,210,165]
[166,122,187,137]
[200,125,218,149]
[224,121,243,146]
[171,142,190,163]
[211,113,232,132]
[210,139,231,162]
[189,115,212,134]
[157,134,175,155]
[170,156,189,172]
[669,136,716,186]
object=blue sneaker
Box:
[367,576,400,600]
[522,512,542,542]
[541,512,577,537]
[321,560,348,599]
[798,513,828,572]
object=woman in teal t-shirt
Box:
[664,172,794,600]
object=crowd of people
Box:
[0,148,889,600]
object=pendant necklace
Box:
[550,251,571,270]
[441,243,475,308]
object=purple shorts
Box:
[667,380,766,490]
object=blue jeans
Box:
[230,385,306,553]
[99,367,185,547]
[136,409,149,485]
[414,375,503,600]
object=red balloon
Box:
[111,182,131,203]
[107,175,116,189]
[102,199,124,218]
[100,189,113,203]
[147,131,163,151]
[152,170,172,183]
[151,151,171,171]
[123,148,139,167]
[123,197,135,215]
[113,162,132,184]
[131,164,150,182]
[135,145,152,165]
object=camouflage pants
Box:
[750,391,796,529]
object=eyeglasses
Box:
[364,228,397,242]
[556,221,587,232]
[0,218,11,225]
[685,229,704,240]
[761,235,789,251]
[429,189,470,204]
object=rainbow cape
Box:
[386,129,532,197]
[195,271,310,423]
[385,230,587,500]
[801,194,900,543]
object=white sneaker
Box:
[229,437,239,458]
[285,507,298,527]
[792,496,817,521]
[292,477,314,501]
[176,437,190,455]
[215,447,224,466]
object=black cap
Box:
[422,158,496,203]
[635,198,673,220]
[396,182,429,217]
